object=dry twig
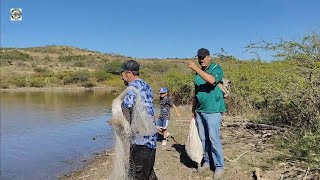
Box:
[224,151,250,162]
[302,167,310,180]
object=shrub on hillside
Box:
[63,71,90,84]
[82,82,96,88]
[94,71,113,82]
[74,61,86,67]
[58,55,87,62]
[29,77,46,87]
[245,33,320,163]
[145,61,172,73]
[34,66,48,73]
[11,77,27,87]
[163,68,194,104]
[0,50,32,61]
[102,61,123,74]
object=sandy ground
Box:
[59,107,320,180]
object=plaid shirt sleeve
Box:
[122,89,137,109]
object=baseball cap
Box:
[116,60,140,73]
[159,87,168,94]
[196,48,210,57]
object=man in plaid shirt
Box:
[117,60,158,180]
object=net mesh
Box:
[108,86,157,179]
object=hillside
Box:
[0,46,199,91]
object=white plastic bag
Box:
[185,118,203,165]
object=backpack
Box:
[212,64,231,98]
[218,78,231,98]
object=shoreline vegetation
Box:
[1,33,319,179]
[0,86,119,93]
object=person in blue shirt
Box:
[116,60,158,180]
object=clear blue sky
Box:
[1,0,319,60]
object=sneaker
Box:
[213,169,224,180]
[197,163,210,173]
[161,139,167,146]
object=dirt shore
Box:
[59,106,319,180]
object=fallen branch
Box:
[224,150,250,162]
[223,122,286,132]
[302,167,310,180]
[275,151,292,158]
[175,119,191,123]
[77,174,90,179]
[175,124,189,127]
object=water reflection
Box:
[0,91,116,180]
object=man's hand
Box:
[188,61,199,72]
[192,111,196,119]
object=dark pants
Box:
[130,145,158,180]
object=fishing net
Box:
[108,86,157,180]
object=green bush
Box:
[63,71,90,84]
[163,68,194,104]
[11,77,27,87]
[34,66,48,73]
[74,61,86,67]
[29,77,46,87]
[276,129,320,166]
[82,82,96,88]
[244,33,320,164]
[94,71,112,82]
[0,50,32,61]
[145,61,172,73]
[102,61,123,74]
[58,55,86,62]
[0,82,10,89]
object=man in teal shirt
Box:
[188,48,226,180]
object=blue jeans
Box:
[156,119,169,129]
[195,112,224,170]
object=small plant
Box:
[94,71,112,82]
[74,61,86,67]
[11,77,27,87]
[33,67,48,73]
[102,61,123,74]
[63,71,90,84]
[29,77,46,87]
[82,82,96,88]
[58,55,86,62]
[0,50,32,61]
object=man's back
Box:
[122,78,157,149]
[159,96,173,120]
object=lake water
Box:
[0,90,117,180]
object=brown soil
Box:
[59,107,320,180]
